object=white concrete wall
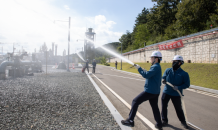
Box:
[109,33,218,64]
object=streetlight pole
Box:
[120,42,122,70]
[67,17,71,72]
[144,42,146,62]
[54,17,71,72]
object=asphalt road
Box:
[91,65,218,130]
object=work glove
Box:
[142,68,147,72]
[162,79,166,84]
[173,86,178,91]
[134,64,141,69]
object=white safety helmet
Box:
[173,55,183,61]
[173,55,184,64]
[150,51,162,58]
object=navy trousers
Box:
[92,67,96,73]
[161,93,186,123]
[128,91,162,127]
[85,66,89,73]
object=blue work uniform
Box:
[162,68,190,96]
[84,61,89,73]
[92,61,96,73]
[138,63,162,94]
[128,63,162,127]
[161,67,190,123]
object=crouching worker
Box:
[161,55,190,129]
[121,51,163,130]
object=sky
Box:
[0,0,155,55]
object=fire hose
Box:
[166,82,203,130]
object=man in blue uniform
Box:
[121,51,163,130]
[92,59,96,73]
[84,59,89,73]
[162,55,190,129]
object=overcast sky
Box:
[0,0,155,55]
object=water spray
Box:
[76,52,85,62]
[83,37,135,66]
[75,49,85,62]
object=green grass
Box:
[109,62,218,90]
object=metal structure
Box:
[84,28,96,60]
[0,52,42,80]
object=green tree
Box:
[134,8,150,27]
[119,31,133,52]
[147,0,181,35]
[175,0,218,35]
[133,24,150,49]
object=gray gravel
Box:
[0,68,121,130]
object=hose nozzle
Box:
[129,64,136,68]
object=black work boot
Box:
[181,122,189,129]
[162,120,168,126]
[155,124,163,130]
[121,119,134,127]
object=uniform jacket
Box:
[92,62,96,67]
[85,61,89,67]
[162,68,190,96]
[138,63,162,94]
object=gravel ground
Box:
[0,68,121,130]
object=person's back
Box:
[85,61,89,67]
[84,60,89,73]
[92,61,96,67]
[92,60,96,73]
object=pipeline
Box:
[0,61,14,73]
[0,60,42,79]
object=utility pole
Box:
[67,17,71,72]
[144,42,146,62]
[120,42,122,70]
[13,43,14,54]
[54,17,71,72]
[46,51,47,75]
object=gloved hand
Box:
[134,64,141,69]
[173,86,178,91]
[162,79,166,84]
[142,68,147,72]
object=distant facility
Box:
[84,28,96,60]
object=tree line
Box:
[117,0,218,53]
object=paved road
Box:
[91,65,218,130]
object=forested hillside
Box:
[118,0,218,53]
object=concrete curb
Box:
[86,72,132,130]
[111,68,218,95]
[190,85,218,95]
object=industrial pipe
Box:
[0,60,42,79]
[0,61,14,74]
